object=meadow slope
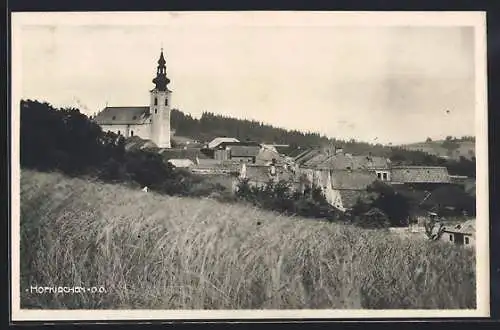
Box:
[20,170,476,309]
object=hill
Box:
[20,169,476,309]
[401,137,475,161]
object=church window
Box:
[382,172,388,180]
[131,130,134,136]
[155,109,158,114]
[154,97,158,105]
[165,98,168,106]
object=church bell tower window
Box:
[154,97,158,105]
[165,98,168,106]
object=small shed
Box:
[441,219,475,247]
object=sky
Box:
[14,12,481,145]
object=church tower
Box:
[150,49,172,148]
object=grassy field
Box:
[402,140,475,161]
[19,170,476,310]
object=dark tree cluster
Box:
[171,108,475,177]
[350,181,412,228]
[235,179,341,221]
[20,100,223,198]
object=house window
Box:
[465,237,469,245]
[117,130,121,135]
[112,116,116,120]
[165,98,168,106]
[377,172,381,179]
[449,234,453,241]
[131,130,134,136]
[383,172,388,181]
[155,109,158,114]
[154,97,158,105]
[132,116,137,120]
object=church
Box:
[93,49,172,148]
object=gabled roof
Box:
[256,148,283,165]
[302,153,331,167]
[94,106,150,125]
[330,170,378,190]
[208,137,240,149]
[391,166,450,184]
[444,219,475,235]
[313,154,390,170]
[243,165,299,184]
[218,141,261,148]
[295,148,322,164]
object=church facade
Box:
[93,50,172,148]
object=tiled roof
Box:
[256,148,283,165]
[286,147,307,158]
[218,141,261,148]
[444,219,475,235]
[94,106,150,125]
[208,137,240,149]
[313,154,390,170]
[391,166,450,183]
[302,153,331,167]
[242,165,299,184]
[295,149,322,164]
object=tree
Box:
[426,137,433,142]
[424,216,445,240]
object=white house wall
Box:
[100,123,151,140]
[129,124,151,140]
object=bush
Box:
[20,99,231,199]
[352,181,411,227]
[235,178,340,221]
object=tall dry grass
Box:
[19,170,476,309]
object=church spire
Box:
[152,48,170,91]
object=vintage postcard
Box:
[10,11,489,321]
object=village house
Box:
[213,141,262,163]
[440,219,475,247]
[234,162,301,191]
[389,166,451,189]
[299,167,378,212]
[207,137,240,149]
[93,50,173,148]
